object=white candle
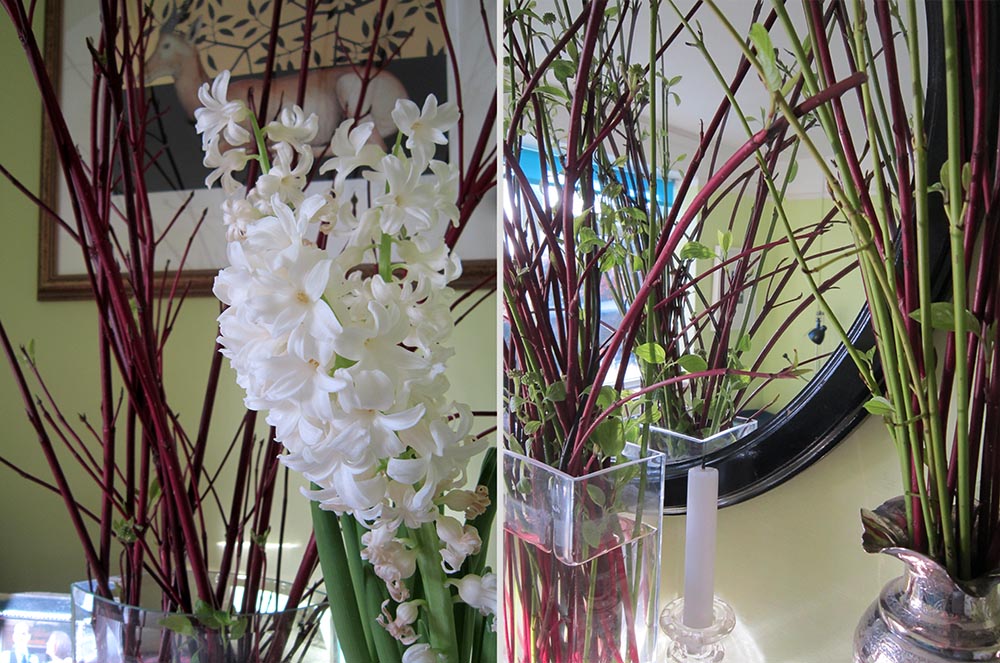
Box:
[683,465,719,629]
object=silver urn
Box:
[855,509,1000,662]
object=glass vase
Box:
[71,573,336,663]
[503,443,666,663]
[648,418,758,464]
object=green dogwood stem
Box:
[941,0,972,580]
[414,522,460,662]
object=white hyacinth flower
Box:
[255,142,313,207]
[265,105,318,146]
[194,70,251,148]
[200,68,477,620]
[318,121,384,190]
[245,250,336,336]
[369,154,437,235]
[438,486,491,520]
[360,525,418,601]
[334,369,426,460]
[429,160,461,226]
[391,95,459,166]
[436,515,482,573]
[221,198,260,242]
[447,573,497,618]
[376,599,423,644]
[401,643,438,663]
[332,290,430,375]
[381,481,437,531]
[203,135,251,194]
[242,194,325,267]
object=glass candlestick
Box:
[659,596,736,662]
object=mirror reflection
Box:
[504,0,926,486]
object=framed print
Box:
[0,593,72,663]
[37,0,496,299]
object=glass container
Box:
[503,443,666,663]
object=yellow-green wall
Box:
[748,196,864,409]
[0,9,497,592]
[692,190,864,414]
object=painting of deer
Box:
[144,2,410,153]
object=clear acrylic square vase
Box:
[503,443,665,663]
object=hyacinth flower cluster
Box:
[195,70,495,660]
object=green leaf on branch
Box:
[251,527,270,549]
[680,241,714,260]
[749,23,781,91]
[677,354,708,374]
[581,520,603,551]
[550,59,576,84]
[159,615,196,637]
[544,380,567,402]
[113,518,137,544]
[522,420,542,435]
[619,207,647,224]
[595,385,619,409]
[194,601,223,630]
[599,244,627,271]
[863,396,895,417]
[602,181,624,198]
[936,159,971,205]
[729,372,752,388]
[229,616,248,640]
[147,478,161,511]
[577,227,603,253]
[717,230,733,255]
[534,84,569,101]
[591,418,625,457]
[736,334,752,353]
[909,303,979,336]
[586,484,606,507]
[634,342,666,365]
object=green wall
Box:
[0,9,497,592]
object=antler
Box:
[160,0,194,34]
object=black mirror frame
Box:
[663,3,954,513]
